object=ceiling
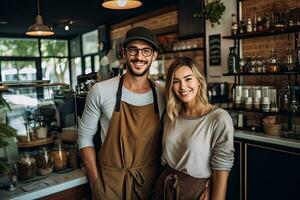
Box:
[0,0,176,39]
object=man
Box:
[78,26,165,200]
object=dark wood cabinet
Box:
[245,143,300,200]
[226,141,242,200]
[39,184,91,200]
[227,137,300,200]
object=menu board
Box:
[209,34,221,66]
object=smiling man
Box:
[78,27,165,200]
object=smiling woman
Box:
[153,57,234,200]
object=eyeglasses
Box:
[126,47,154,57]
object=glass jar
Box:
[267,49,281,73]
[51,143,68,171]
[234,96,242,109]
[228,47,238,73]
[245,97,253,110]
[67,144,78,170]
[36,148,53,176]
[261,97,270,112]
[36,117,48,139]
[17,152,36,181]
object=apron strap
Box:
[115,75,124,112]
[115,75,160,114]
[149,80,159,114]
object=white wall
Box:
[205,0,237,83]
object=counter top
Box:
[0,169,88,200]
[234,130,300,149]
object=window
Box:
[0,60,37,81]
[0,38,39,57]
[42,58,70,83]
[41,39,68,57]
[70,36,81,57]
[94,55,100,72]
[71,57,82,88]
[85,56,92,74]
[82,30,99,55]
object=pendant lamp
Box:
[26,0,54,36]
[102,0,142,10]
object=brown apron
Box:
[92,75,162,200]
[153,166,208,200]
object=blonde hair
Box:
[165,57,208,124]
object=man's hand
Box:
[80,147,99,186]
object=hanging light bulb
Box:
[26,0,54,36]
[102,0,142,10]
[64,25,69,31]
[117,0,127,7]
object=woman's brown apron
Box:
[153,166,208,200]
[92,75,161,200]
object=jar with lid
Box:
[67,144,78,170]
[36,148,53,176]
[261,97,270,112]
[17,152,36,181]
[267,49,281,73]
[234,96,242,109]
[36,116,48,139]
[245,97,253,110]
[228,47,238,73]
[51,143,68,171]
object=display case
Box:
[0,80,77,148]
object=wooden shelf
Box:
[223,25,300,40]
[223,71,300,76]
[17,134,55,148]
[161,47,204,54]
[225,107,300,116]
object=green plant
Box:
[0,96,15,175]
[0,123,17,175]
[194,0,226,27]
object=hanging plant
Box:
[194,0,226,27]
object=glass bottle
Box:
[296,39,300,70]
[228,47,238,73]
[283,49,296,72]
[231,14,238,35]
[257,16,263,31]
[267,49,281,73]
[253,7,257,32]
[247,18,253,33]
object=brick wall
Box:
[241,0,300,85]
[239,0,300,130]
[242,0,300,58]
[109,7,205,74]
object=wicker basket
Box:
[263,122,282,136]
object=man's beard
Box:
[126,59,152,77]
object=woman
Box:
[153,57,234,200]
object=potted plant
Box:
[0,96,16,175]
[194,0,226,27]
[0,124,17,174]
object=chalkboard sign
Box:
[209,34,221,66]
